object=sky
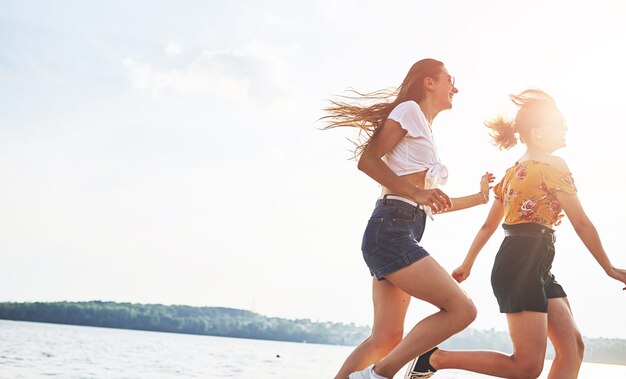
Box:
[1,0,626,340]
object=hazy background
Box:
[2,0,625,340]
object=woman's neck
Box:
[418,99,440,126]
[520,145,552,161]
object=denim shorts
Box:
[361,197,429,280]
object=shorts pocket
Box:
[393,207,416,223]
[361,217,383,256]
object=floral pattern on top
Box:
[493,160,577,227]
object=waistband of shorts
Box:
[376,195,425,212]
[503,223,556,242]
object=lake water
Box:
[0,320,624,378]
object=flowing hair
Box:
[485,89,557,150]
[321,59,445,158]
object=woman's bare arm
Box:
[557,191,626,289]
[452,199,504,283]
[357,119,452,212]
[441,172,495,213]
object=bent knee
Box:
[568,332,585,360]
[445,297,477,330]
[576,333,585,357]
[456,298,477,326]
[555,331,585,361]
[464,300,478,323]
[513,360,544,379]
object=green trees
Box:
[0,301,369,345]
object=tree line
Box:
[0,301,369,345]
[0,301,624,365]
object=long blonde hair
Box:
[486,89,558,150]
[321,59,445,158]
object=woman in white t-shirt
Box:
[322,58,493,379]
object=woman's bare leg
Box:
[334,277,411,379]
[429,311,548,379]
[368,256,478,378]
[546,297,584,379]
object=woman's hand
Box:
[607,266,626,290]
[452,263,472,283]
[413,188,452,213]
[480,172,496,202]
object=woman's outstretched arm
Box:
[452,199,504,283]
[557,191,626,290]
[440,172,495,213]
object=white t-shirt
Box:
[384,100,448,189]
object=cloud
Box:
[122,42,294,105]
[164,42,183,56]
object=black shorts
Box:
[491,223,567,313]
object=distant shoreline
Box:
[0,300,370,346]
[1,301,624,365]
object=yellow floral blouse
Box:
[493,160,577,227]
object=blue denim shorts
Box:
[361,197,429,280]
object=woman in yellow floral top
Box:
[494,159,577,227]
[405,89,626,379]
